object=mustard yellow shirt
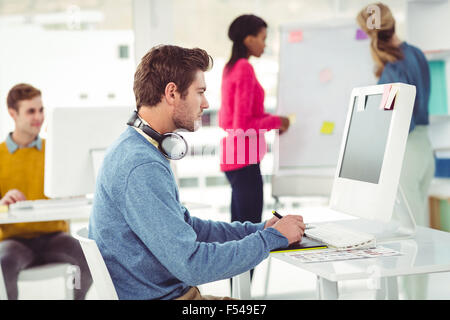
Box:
[0,135,68,240]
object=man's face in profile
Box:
[173,70,209,132]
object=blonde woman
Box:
[357,3,434,227]
[357,3,435,299]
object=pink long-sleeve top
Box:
[219,58,281,172]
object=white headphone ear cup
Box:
[160,134,188,160]
[127,112,188,160]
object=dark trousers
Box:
[225,163,264,287]
[224,163,264,225]
[0,232,93,300]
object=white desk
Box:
[0,205,91,225]
[232,208,450,300]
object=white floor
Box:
[16,201,450,300]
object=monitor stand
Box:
[335,185,417,243]
[390,185,417,238]
[375,184,417,242]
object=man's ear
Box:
[164,82,179,105]
[8,108,18,121]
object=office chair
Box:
[20,263,77,299]
[74,226,118,300]
[0,263,77,300]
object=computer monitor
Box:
[329,83,416,224]
[44,106,132,198]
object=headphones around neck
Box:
[126,111,188,160]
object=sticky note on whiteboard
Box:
[320,121,335,135]
[287,113,297,125]
[289,30,303,43]
[356,28,369,40]
[319,68,333,83]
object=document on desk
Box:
[287,246,402,263]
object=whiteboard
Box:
[272,21,376,197]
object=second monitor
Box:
[44,106,132,199]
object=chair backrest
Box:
[74,227,119,300]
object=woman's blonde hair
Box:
[356,2,404,78]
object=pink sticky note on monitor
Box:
[384,86,399,110]
[379,84,392,110]
[356,28,368,40]
[289,30,303,43]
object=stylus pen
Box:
[272,210,283,219]
[272,210,313,229]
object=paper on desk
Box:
[0,205,8,214]
[286,246,402,263]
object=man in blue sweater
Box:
[88,45,305,300]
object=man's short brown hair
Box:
[7,83,41,112]
[134,45,213,110]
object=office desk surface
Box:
[272,226,450,282]
[0,205,91,224]
[0,201,209,225]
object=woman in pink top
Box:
[219,14,290,228]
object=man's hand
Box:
[0,189,26,206]
[264,215,279,229]
[271,215,305,245]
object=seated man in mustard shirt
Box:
[0,83,92,300]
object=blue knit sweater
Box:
[88,126,288,300]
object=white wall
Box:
[0,26,135,138]
[133,0,174,66]
[407,0,450,51]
